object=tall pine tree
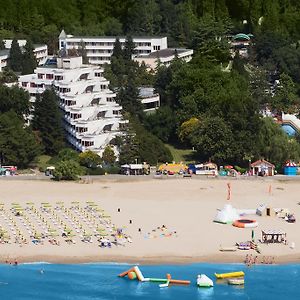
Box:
[22,40,37,75]
[123,36,136,60]
[32,89,65,155]
[78,40,89,64]
[112,38,123,59]
[0,111,40,168]
[0,39,5,50]
[8,38,23,72]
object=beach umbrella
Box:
[102,214,111,218]
[98,232,108,236]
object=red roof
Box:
[250,159,275,168]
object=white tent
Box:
[214,204,239,224]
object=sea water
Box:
[0,263,298,299]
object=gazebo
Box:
[261,230,287,244]
[250,159,275,176]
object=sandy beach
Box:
[0,176,300,264]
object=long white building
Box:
[59,30,168,65]
[0,40,48,71]
[19,56,127,155]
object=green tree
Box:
[118,117,172,165]
[257,117,300,166]
[0,111,40,168]
[78,40,88,64]
[191,16,232,63]
[112,37,123,59]
[102,145,116,165]
[0,39,5,50]
[178,117,200,145]
[22,40,37,75]
[118,129,139,164]
[123,36,136,61]
[0,67,18,84]
[79,150,102,168]
[32,89,65,155]
[102,17,123,35]
[117,71,144,118]
[0,84,30,119]
[272,73,299,113]
[53,160,83,181]
[8,38,23,72]
[144,106,177,143]
[189,116,235,163]
[57,148,79,162]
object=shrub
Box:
[87,167,106,175]
[53,160,83,181]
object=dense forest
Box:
[2,0,300,172]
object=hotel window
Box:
[30,82,37,87]
[153,45,160,51]
[46,74,54,79]
[37,73,44,79]
[82,141,94,147]
[95,72,102,77]
[22,82,27,87]
[55,75,63,81]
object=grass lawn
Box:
[165,144,196,163]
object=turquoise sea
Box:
[0,262,298,299]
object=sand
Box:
[0,176,299,264]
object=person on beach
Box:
[254,256,258,264]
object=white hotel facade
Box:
[0,40,48,72]
[59,30,168,65]
[19,56,127,155]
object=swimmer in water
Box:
[40,269,44,274]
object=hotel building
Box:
[0,40,48,72]
[19,56,127,155]
[58,30,168,65]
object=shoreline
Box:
[2,254,300,265]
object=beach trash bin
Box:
[45,170,50,176]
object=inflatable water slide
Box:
[281,113,300,136]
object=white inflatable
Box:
[214,204,239,224]
[197,274,214,287]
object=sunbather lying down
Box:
[99,238,112,248]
